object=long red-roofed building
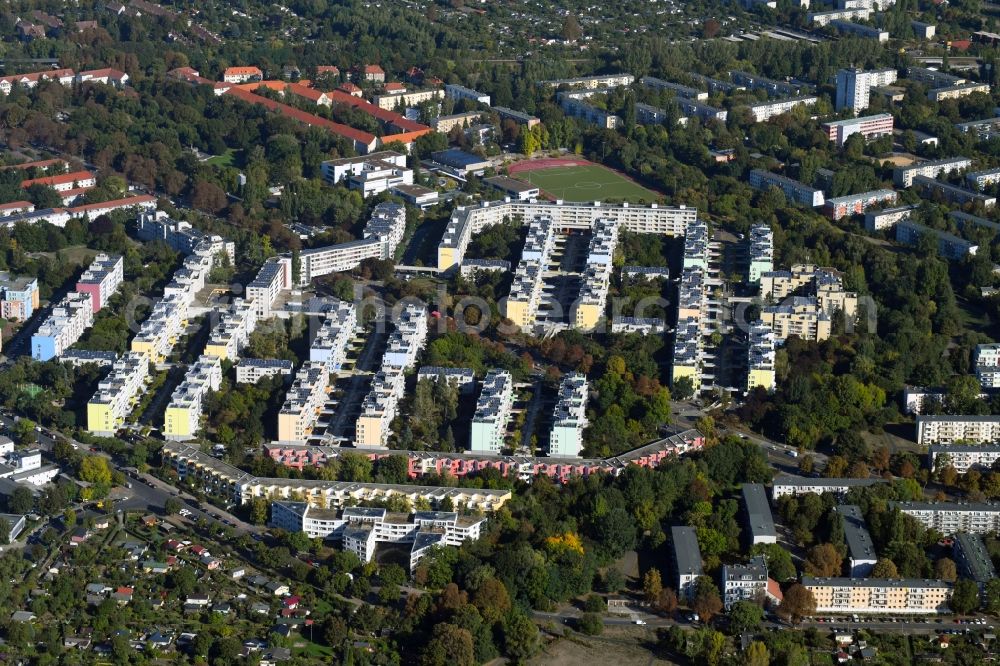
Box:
[21,170,96,193]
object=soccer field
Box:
[516,164,659,202]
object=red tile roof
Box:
[21,170,95,189]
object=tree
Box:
[728,600,764,635]
[643,568,663,604]
[472,578,511,625]
[250,497,269,525]
[751,543,796,582]
[7,486,33,514]
[164,498,181,515]
[561,15,582,42]
[692,581,723,624]
[984,578,1000,616]
[502,611,540,662]
[777,584,816,625]
[421,623,475,666]
[656,588,679,615]
[0,518,9,545]
[744,641,770,666]
[804,543,842,577]
[871,558,899,578]
[579,612,603,635]
[79,456,112,485]
[951,578,980,615]
[935,557,957,582]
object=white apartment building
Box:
[802,577,952,615]
[540,74,635,89]
[966,167,1000,190]
[864,204,918,232]
[672,526,703,602]
[721,556,768,610]
[438,201,697,272]
[742,483,777,545]
[748,224,774,284]
[639,76,708,100]
[246,258,290,319]
[416,367,476,394]
[747,322,777,393]
[748,169,825,207]
[574,218,619,330]
[549,373,589,458]
[891,501,1000,535]
[270,502,487,571]
[893,157,972,187]
[809,7,872,26]
[928,83,992,102]
[136,211,235,262]
[671,317,703,389]
[746,95,818,122]
[355,368,406,447]
[320,151,412,198]
[86,352,150,436]
[831,20,888,42]
[504,215,555,329]
[976,343,1000,389]
[837,505,877,577]
[163,355,222,441]
[444,83,490,105]
[823,113,894,147]
[824,189,898,221]
[309,300,357,373]
[236,358,294,384]
[835,68,898,112]
[371,88,444,110]
[469,370,514,454]
[929,444,1000,474]
[75,253,124,313]
[276,363,330,443]
[204,298,258,361]
[771,475,880,499]
[31,291,94,361]
[382,304,428,370]
[610,317,668,334]
[916,415,1000,446]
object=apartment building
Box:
[163,440,514,510]
[371,88,444,110]
[802,577,952,614]
[760,264,859,314]
[671,526,704,602]
[438,200,696,272]
[864,204,918,232]
[677,266,706,323]
[222,66,263,83]
[623,266,671,281]
[893,157,973,187]
[771,475,880,499]
[761,297,833,342]
[86,352,150,436]
[916,415,1000,446]
[559,90,621,130]
[74,253,123,313]
[163,355,222,441]
[746,96,818,122]
[0,201,34,218]
[896,219,979,260]
[610,317,668,334]
[383,304,428,370]
[892,501,1000,535]
[929,82,992,102]
[235,358,294,384]
[271,502,487,571]
[721,556,768,610]
[683,217,709,270]
[504,216,554,329]
[809,7,872,25]
[444,83,490,105]
[319,151,412,198]
[912,175,996,208]
[0,273,38,321]
[976,343,1000,389]
[469,370,514,454]
[136,211,236,262]
[574,218,619,330]
[749,169,825,207]
[731,70,808,98]
[492,106,540,128]
[430,111,484,133]
[20,170,96,193]
[931,442,1000,473]
[276,362,330,443]
[966,168,1000,190]
[953,533,996,596]
[823,113,894,147]
[203,299,258,361]
[549,373,589,458]
[309,301,357,373]
[671,317,702,389]
[835,68,898,112]
[31,291,94,361]
[355,369,406,447]
[540,74,635,89]
[748,224,774,284]
[912,21,936,39]
[417,367,476,394]
[824,189,898,220]
[687,72,743,94]
[831,20,888,41]
[59,349,118,369]
[957,117,1000,141]
[742,483,777,545]
[246,258,289,319]
[836,505,877,576]
[676,97,728,122]
[907,67,964,88]
[747,322,777,392]
[639,76,708,100]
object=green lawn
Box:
[207,148,242,168]
[517,164,659,202]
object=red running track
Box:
[507,157,593,174]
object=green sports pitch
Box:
[516,164,659,202]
